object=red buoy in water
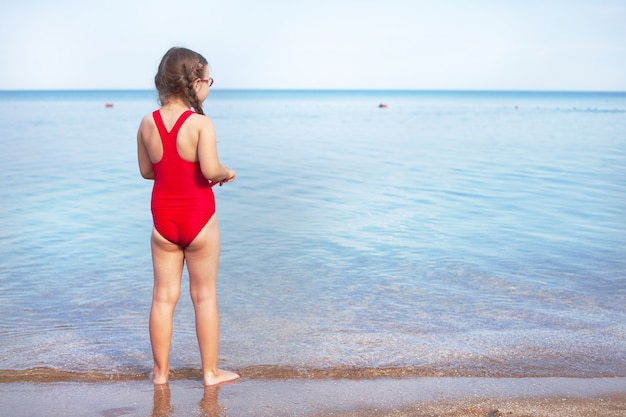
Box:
[105,103,114,108]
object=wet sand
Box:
[1,377,625,416]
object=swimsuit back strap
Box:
[152,109,196,152]
[152,110,195,137]
[169,110,195,138]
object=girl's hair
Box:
[155,47,209,115]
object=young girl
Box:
[137,47,239,386]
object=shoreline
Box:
[2,364,625,384]
[2,377,625,417]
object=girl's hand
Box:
[219,168,236,186]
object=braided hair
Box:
[154,47,209,115]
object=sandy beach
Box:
[1,377,625,416]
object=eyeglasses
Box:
[200,77,214,87]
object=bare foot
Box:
[151,367,169,385]
[204,369,240,386]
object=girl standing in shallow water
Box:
[137,47,239,386]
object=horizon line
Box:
[1,88,625,94]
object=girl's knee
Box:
[190,286,216,306]
[153,288,181,305]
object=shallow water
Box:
[0,89,624,380]
[2,378,626,417]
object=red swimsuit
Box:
[151,110,215,247]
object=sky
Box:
[1,0,625,91]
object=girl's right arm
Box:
[137,117,155,179]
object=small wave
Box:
[2,363,623,383]
[0,367,147,383]
[570,107,626,113]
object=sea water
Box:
[0,89,624,380]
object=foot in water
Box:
[150,367,170,385]
[204,369,240,386]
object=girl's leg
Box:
[150,228,184,385]
[185,215,239,386]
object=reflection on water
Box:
[151,384,226,417]
[151,385,173,417]
[199,386,226,417]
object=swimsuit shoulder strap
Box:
[152,110,169,138]
[152,109,196,160]
[152,109,195,136]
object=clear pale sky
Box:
[1,0,625,91]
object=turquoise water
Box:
[0,90,624,379]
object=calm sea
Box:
[0,89,624,381]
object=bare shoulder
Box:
[189,113,216,139]
[140,112,155,126]
[138,113,156,136]
[189,112,214,128]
